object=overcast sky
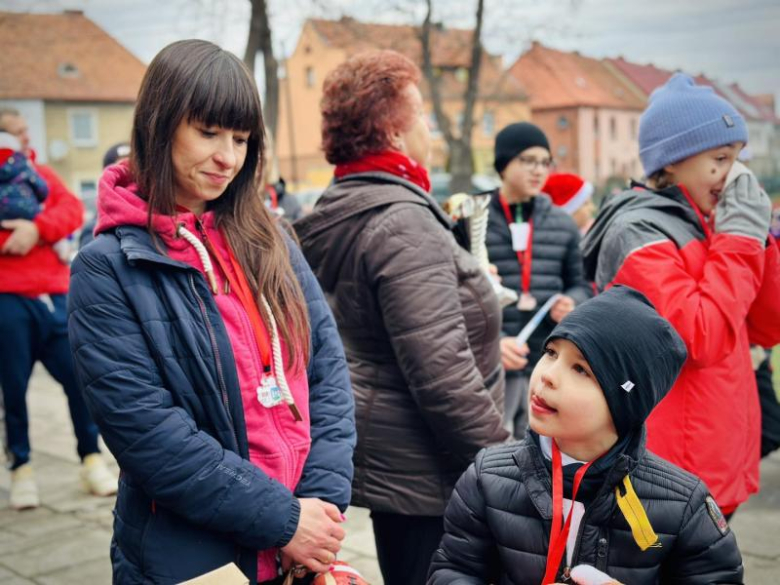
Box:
[5,0,780,102]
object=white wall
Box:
[0,99,47,163]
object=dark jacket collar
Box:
[295,171,452,241]
[113,225,193,272]
[514,429,646,521]
[489,188,554,224]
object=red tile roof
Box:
[609,57,778,123]
[607,57,674,97]
[0,10,145,102]
[509,43,646,111]
[307,17,526,101]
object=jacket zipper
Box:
[188,272,240,450]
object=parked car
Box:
[430,172,501,205]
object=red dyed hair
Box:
[321,50,422,164]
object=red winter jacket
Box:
[582,184,780,514]
[0,164,83,296]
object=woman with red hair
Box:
[295,50,508,584]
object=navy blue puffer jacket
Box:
[68,225,355,584]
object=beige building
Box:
[276,17,531,189]
[509,43,646,187]
[0,10,145,217]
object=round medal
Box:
[517,292,538,311]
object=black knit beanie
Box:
[545,286,687,437]
[493,122,550,175]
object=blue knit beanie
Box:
[638,73,748,177]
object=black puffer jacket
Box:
[486,190,592,367]
[429,434,743,584]
[295,172,509,516]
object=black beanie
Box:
[545,286,687,437]
[102,142,131,169]
[493,122,550,174]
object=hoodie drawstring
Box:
[176,224,299,419]
[177,224,219,294]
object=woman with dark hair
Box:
[295,50,508,585]
[67,40,355,584]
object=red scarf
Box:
[334,150,431,193]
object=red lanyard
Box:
[198,225,273,373]
[499,193,534,295]
[542,441,594,585]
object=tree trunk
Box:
[449,140,474,193]
[421,0,485,195]
[245,0,280,141]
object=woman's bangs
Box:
[186,56,260,133]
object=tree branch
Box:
[421,0,455,145]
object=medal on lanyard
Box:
[203,230,299,419]
[499,194,536,311]
[257,370,283,408]
[541,441,595,585]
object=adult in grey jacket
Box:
[295,50,509,585]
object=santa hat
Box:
[543,173,593,215]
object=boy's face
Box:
[500,146,552,202]
[665,143,743,216]
[528,338,618,459]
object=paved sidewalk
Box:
[0,365,777,584]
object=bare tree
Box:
[421,0,484,193]
[245,0,280,140]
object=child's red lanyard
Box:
[499,193,534,295]
[542,441,595,585]
[677,184,713,239]
[198,227,274,375]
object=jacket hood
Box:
[294,172,452,293]
[581,184,703,281]
[95,161,217,252]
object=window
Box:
[610,116,617,140]
[482,111,495,137]
[58,62,80,78]
[305,66,315,88]
[78,179,98,215]
[611,159,618,175]
[557,115,569,130]
[593,116,599,136]
[557,145,568,159]
[428,112,441,138]
[68,109,98,147]
[630,118,637,140]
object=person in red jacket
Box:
[0,108,117,509]
[581,74,780,516]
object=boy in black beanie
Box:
[486,122,592,440]
[429,286,743,585]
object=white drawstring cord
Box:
[260,295,295,408]
[178,223,300,418]
[177,224,219,294]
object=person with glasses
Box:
[486,122,592,439]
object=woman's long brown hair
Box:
[131,39,309,369]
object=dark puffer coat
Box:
[486,190,592,367]
[428,434,743,584]
[295,172,510,517]
[68,226,355,584]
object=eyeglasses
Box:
[516,155,553,171]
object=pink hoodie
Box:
[97,162,311,581]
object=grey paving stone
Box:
[0,565,18,580]
[36,556,113,585]
[0,527,110,578]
